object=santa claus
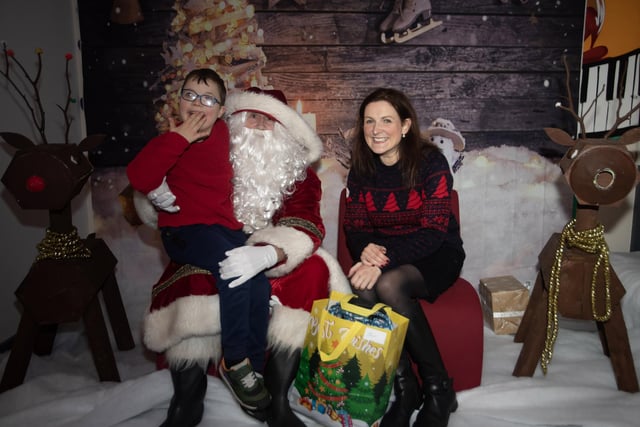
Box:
[133,87,350,427]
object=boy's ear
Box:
[218,105,226,119]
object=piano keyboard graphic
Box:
[579,49,640,134]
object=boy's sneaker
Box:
[219,358,271,410]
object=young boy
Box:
[126,69,272,416]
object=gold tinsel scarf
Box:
[36,227,92,261]
[541,218,612,374]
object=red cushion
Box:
[337,188,483,391]
[421,278,483,391]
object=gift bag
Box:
[289,291,409,427]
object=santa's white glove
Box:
[147,177,180,213]
[219,245,278,288]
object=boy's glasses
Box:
[180,89,220,107]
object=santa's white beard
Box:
[229,114,308,234]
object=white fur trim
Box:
[165,336,218,370]
[143,248,352,363]
[248,226,314,277]
[316,247,352,295]
[266,248,351,352]
[225,91,322,164]
[133,190,159,229]
[143,295,220,353]
[267,305,311,354]
[145,295,310,363]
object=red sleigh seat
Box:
[337,189,483,391]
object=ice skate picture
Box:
[380,0,442,44]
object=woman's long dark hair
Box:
[349,88,436,188]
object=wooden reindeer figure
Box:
[0,132,135,393]
[511,119,640,392]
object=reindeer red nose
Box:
[26,175,46,192]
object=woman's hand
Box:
[348,262,382,290]
[360,243,389,267]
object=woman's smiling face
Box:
[363,100,411,166]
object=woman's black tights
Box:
[354,264,446,377]
[354,264,426,314]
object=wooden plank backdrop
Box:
[78,0,585,167]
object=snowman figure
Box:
[424,118,465,174]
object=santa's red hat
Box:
[225,88,323,163]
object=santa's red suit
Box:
[135,89,350,372]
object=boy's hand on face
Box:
[169,113,210,143]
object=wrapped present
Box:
[479,276,530,334]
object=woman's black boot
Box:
[380,351,422,427]
[401,300,457,427]
[413,376,458,427]
[160,363,207,427]
[264,348,306,427]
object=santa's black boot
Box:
[402,301,457,427]
[380,351,422,427]
[264,348,305,427]
[160,364,207,427]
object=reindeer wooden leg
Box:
[102,272,135,351]
[84,295,121,383]
[33,324,57,356]
[597,307,639,392]
[512,272,548,377]
[0,313,37,393]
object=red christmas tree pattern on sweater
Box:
[407,189,422,209]
[383,193,400,212]
[432,176,449,199]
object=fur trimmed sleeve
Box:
[247,225,314,277]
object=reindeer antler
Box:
[1,43,76,144]
[605,102,640,139]
[554,55,590,139]
[553,54,640,141]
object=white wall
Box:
[0,0,93,342]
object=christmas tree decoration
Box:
[153,0,269,133]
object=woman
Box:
[343,88,465,427]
